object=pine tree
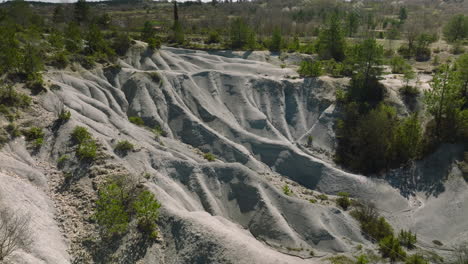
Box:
[316,13,346,61]
[74,0,90,24]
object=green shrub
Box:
[379,235,406,262]
[390,56,410,74]
[351,203,394,241]
[298,60,323,77]
[76,139,97,160]
[23,127,44,141]
[336,192,351,210]
[309,199,317,204]
[400,85,420,97]
[133,190,161,238]
[206,30,221,44]
[33,137,44,148]
[451,41,466,55]
[203,152,216,161]
[307,135,313,147]
[282,184,293,196]
[148,72,161,83]
[355,254,369,264]
[0,128,9,147]
[115,140,134,155]
[6,123,21,138]
[112,33,131,56]
[50,51,69,69]
[317,194,328,200]
[399,230,417,249]
[58,109,71,122]
[57,154,70,167]
[335,89,347,103]
[147,37,162,50]
[405,254,428,264]
[71,126,91,144]
[129,116,144,126]
[152,125,167,138]
[95,182,130,236]
[26,75,47,95]
[326,255,354,264]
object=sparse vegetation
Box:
[95,182,130,236]
[115,140,134,155]
[71,126,91,144]
[133,190,161,238]
[129,116,145,126]
[336,192,351,210]
[317,194,328,201]
[379,235,407,263]
[351,203,393,242]
[203,152,216,162]
[58,109,71,123]
[282,184,293,196]
[399,230,417,249]
[23,126,44,143]
[76,139,97,160]
[95,176,161,239]
[0,209,32,262]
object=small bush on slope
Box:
[133,190,161,238]
[115,140,134,156]
[399,229,417,249]
[95,182,130,236]
[336,192,351,210]
[95,177,161,239]
[129,116,145,126]
[76,139,97,160]
[71,126,91,144]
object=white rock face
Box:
[0,45,466,263]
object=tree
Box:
[392,114,423,164]
[74,0,90,24]
[414,33,434,61]
[230,18,255,50]
[0,209,32,261]
[133,190,161,234]
[95,182,130,236]
[455,54,468,99]
[347,38,384,104]
[453,243,468,264]
[379,235,407,263]
[398,230,417,249]
[52,6,65,24]
[403,66,416,88]
[269,27,282,52]
[112,33,131,56]
[85,23,113,58]
[141,21,155,42]
[316,13,346,61]
[0,26,21,74]
[64,22,82,53]
[298,60,322,77]
[390,56,410,74]
[443,14,468,43]
[399,7,408,21]
[346,12,359,37]
[356,255,369,264]
[173,0,179,22]
[21,42,44,81]
[424,64,466,139]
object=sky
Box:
[18,0,214,2]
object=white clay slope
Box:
[0,43,466,263]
